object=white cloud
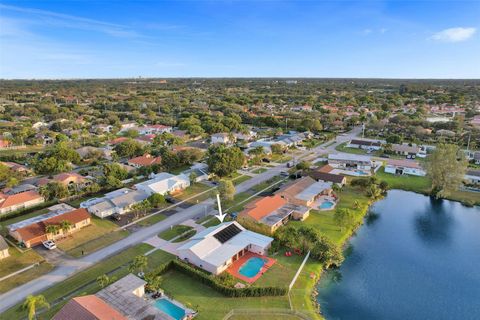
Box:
[431,27,476,43]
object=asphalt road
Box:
[0,126,361,313]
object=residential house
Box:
[37,172,90,190]
[127,154,162,168]
[464,170,480,185]
[347,139,382,151]
[83,188,149,218]
[0,138,11,149]
[470,115,480,128]
[53,295,127,320]
[3,184,37,195]
[135,134,156,144]
[384,159,426,176]
[8,208,91,248]
[211,133,234,144]
[134,172,190,196]
[308,165,347,186]
[0,236,9,260]
[234,130,257,142]
[96,274,173,320]
[93,124,114,133]
[0,190,44,215]
[328,153,373,171]
[391,144,420,158]
[238,195,310,233]
[0,161,32,175]
[178,221,273,275]
[276,176,333,207]
[291,105,313,112]
[182,163,211,182]
[137,124,173,135]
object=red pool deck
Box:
[226,252,276,283]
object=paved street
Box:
[0,126,361,313]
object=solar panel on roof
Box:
[213,223,242,243]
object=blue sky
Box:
[0,1,479,79]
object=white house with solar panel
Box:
[177,221,273,275]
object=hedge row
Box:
[148,259,287,298]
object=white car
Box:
[42,240,57,250]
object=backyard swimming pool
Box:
[154,298,186,320]
[238,257,266,278]
[319,201,335,209]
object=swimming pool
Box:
[154,298,185,320]
[238,257,266,278]
[320,201,335,209]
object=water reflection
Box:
[414,196,454,245]
[365,210,380,226]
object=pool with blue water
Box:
[154,298,185,320]
[238,257,266,278]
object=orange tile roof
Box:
[53,295,127,320]
[0,190,43,210]
[240,195,287,221]
[319,164,334,173]
[54,172,86,183]
[127,154,162,167]
[15,208,90,243]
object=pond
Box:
[317,190,480,320]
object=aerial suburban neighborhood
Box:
[0,1,479,320]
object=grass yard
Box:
[172,229,197,242]
[223,192,257,213]
[136,213,167,227]
[202,216,221,227]
[0,243,164,320]
[232,175,252,185]
[0,246,45,278]
[0,262,54,294]
[251,176,286,193]
[161,270,291,320]
[271,154,292,163]
[158,225,193,241]
[0,145,45,157]
[335,142,369,155]
[174,183,215,203]
[253,248,304,288]
[375,167,479,205]
[56,217,128,257]
[252,168,268,174]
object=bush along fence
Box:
[149,259,287,298]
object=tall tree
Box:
[218,180,235,202]
[425,144,467,197]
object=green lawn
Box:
[335,142,369,155]
[232,175,252,186]
[251,176,286,193]
[375,167,480,206]
[252,168,268,174]
[161,270,291,320]
[271,154,292,163]
[0,263,54,294]
[158,225,193,241]
[202,216,221,227]
[0,243,162,320]
[172,229,197,243]
[223,192,257,213]
[136,213,167,227]
[56,217,129,258]
[174,183,215,203]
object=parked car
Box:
[280,171,289,177]
[262,158,271,163]
[165,196,177,204]
[42,240,57,250]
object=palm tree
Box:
[23,295,50,320]
[129,255,148,274]
[96,274,110,288]
[60,220,73,235]
[45,224,60,238]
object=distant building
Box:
[0,190,44,215]
[391,144,420,158]
[0,161,32,175]
[211,133,233,144]
[328,153,372,171]
[308,165,347,186]
[182,163,211,182]
[84,188,149,218]
[127,154,162,168]
[347,139,382,151]
[464,170,480,185]
[178,221,273,275]
[276,176,332,207]
[134,172,190,196]
[384,159,426,177]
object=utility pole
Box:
[362,123,365,138]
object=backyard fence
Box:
[222,308,313,320]
[289,250,310,291]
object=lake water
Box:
[317,190,480,320]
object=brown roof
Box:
[276,176,317,199]
[15,208,90,243]
[308,171,346,184]
[350,139,381,147]
[127,154,162,167]
[240,195,288,221]
[0,190,43,210]
[318,164,334,173]
[53,295,127,320]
